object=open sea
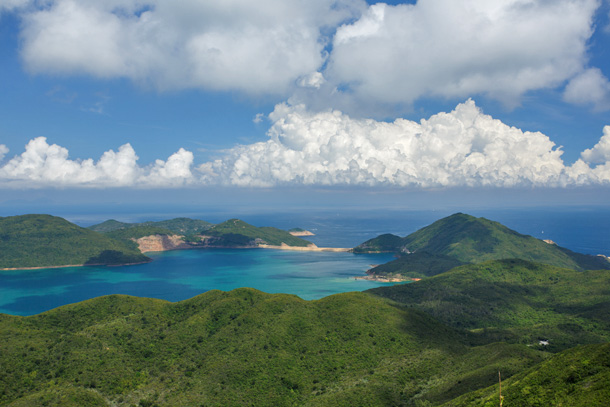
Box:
[1,206,609,316]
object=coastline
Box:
[0,260,152,271]
[258,243,350,252]
[353,274,421,283]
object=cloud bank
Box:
[17,0,363,95]
[9,0,609,110]
[1,101,609,188]
[0,138,194,188]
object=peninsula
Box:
[352,213,610,281]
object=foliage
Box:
[444,343,610,407]
[369,259,610,351]
[354,213,610,272]
[0,215,149,268]
[104,226,176,243]
[89,217,213,235]
[208,218,312,247]
[369,251,464,279]
[0,288,548,406]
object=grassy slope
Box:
[354,213,610,272]
[0,215,149,268]
[369,259,610,351]
[0,289,546,407]
[369,251,465,279]
[443,343,610,407]
[208,219,312,247]
[89,218,212,236]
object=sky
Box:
[1,0,610,213]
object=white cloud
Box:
[0,0,29,13]
[563,68,610,111]
[12,0,606,111]
[581,125,610,165]
[203,100,570,187]
[2,102,610,189]
[322,0,599,109]
[0,145,8,162]
[298,72,326,89]
[0,137,193,188]
[19,0,365,95]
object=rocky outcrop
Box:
[135,235,191,253]
[289,230,315,237]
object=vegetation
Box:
[0,288,548,407]
[369,259,610,351]
[354,213,610,273]
[207,219,312,247]
[2,212,610,405]
[369,251,464,279]
[444,343,610,407]
[89,218,213,237]
[0,215,149,268]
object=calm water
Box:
[0,249,396,316]
[1,207,609,316]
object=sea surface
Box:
[1,206,609,316]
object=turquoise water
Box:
[2,207,610,316]
[0,249,397,316]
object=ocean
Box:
[1,207,609,316]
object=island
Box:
[352,212,610,281]
[1,215,342,270]
[0,214,150,269]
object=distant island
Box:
[0,215,338,270]
[352,212,610,281]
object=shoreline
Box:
[258,244,350,252]
[2,243,352,270]
[0,260,152,271]
[353,275,421,283]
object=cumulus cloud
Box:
[563,68,610,111]
[203,100,569,187]
[321,0,599,109]
[2,101,610,189]
[581,126,610,165]
[12,0,605,110]
[0,144,8,162]
[18,0,364,95]
[0,0,28,13]
[0,137,193,187]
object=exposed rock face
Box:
[135,235,190,253]
[543,239,557,245]
[289,230,315,237]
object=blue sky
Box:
[1,0,610,212]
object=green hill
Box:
[0,288,548,407]
[369,259,610,351]
[89,217,212,236]
[207,218,312,247]
[444,342,610,407]
[0,214,150,269]
[354,213,610,274]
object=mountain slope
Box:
[444,342,610,407]
[206,218,312,247]
[0,214,150,268]
[0,288,545,406]
[89,217,212,236]
[369,259,610,351]
[354,213,610,272]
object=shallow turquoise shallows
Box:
[0,249,397,316]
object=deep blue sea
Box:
[1,207,609,316]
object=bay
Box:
[1,206,609,316]
[0,249,396,316]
